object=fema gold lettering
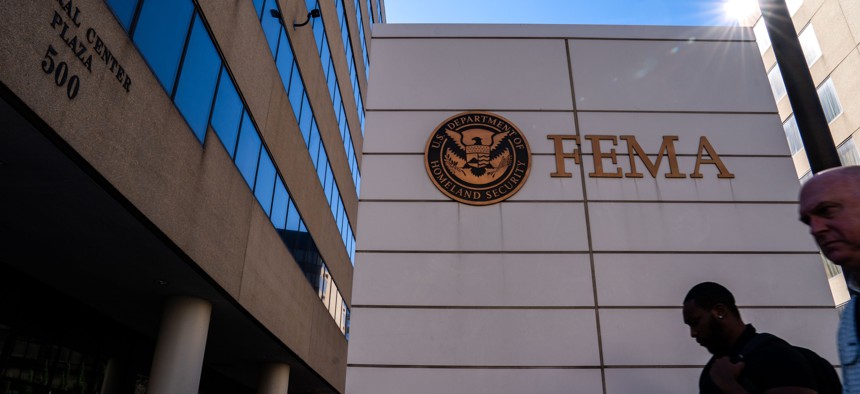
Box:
[586,135,623,178]
[548,134,732,179]
[620,135,686,179]
[547,135,581,178]
[691,136,735,179]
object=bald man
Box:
[799,165,860,392]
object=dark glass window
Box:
[211,69,243,157]
[132,0,194,92]
[234,114,262,189]
[254,153,276,216]
[271,179,289,229]
[174,15,221,142]
[105,0,138,30]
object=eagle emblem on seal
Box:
[443,128,513,185]
[425,112,531,206]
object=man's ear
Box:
[711,304,730,320]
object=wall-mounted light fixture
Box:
[294,9,321,27]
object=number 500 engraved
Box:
[41,45,80,100]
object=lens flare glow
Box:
[723,0,759,22]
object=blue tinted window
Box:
[234,114,262,188]
[275,33,295,91]
[271,178,289,229]
[376,0,382,22]
[316,153,329,190]
[329,180,338,207]
[308,124,321,165]
[287,64,304,121]
[174,15,221,143]
[298,94,313,143]
[285,200,300,232]
[326,65,337,98]
[312,19,325,54]
[261,5,282,57]
[252,0,266,19]
[324,170,334,202]
[133,0,194,92]
[336,0,345,26]
[254,152,276,215]
[333,87,342,117]
[211,69,243,157]
[105,0,137,30]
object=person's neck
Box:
[723,321,747,350]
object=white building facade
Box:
[346,24,839,393]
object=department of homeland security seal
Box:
[425,111,531,206]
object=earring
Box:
[718,315,724,319]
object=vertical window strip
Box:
[767,65,786,102]
[838,137,860,166]
[798,25,822,66]
[353,0,370,79]
[103,0,350,336]
[308,0,361,197]
[782,115,802,155]
[376,0,382,23]
[753,18,771,54]
[255,0,356,267]
[817,78,843,123]
[334,0,367,136]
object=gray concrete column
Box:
[147,296,212,394]
[99,356,125,394]
[257,364,291,394]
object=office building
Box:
[346,23,837,393]
[751,0,860,304]
[0,0,383,392]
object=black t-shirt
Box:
[700,325,819,393]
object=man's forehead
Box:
[682,301,703,315]
[800,173,845,205]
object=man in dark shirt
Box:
[683,282,820,393]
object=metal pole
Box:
[758,0,841,173]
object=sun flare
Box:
[723,0,759,22]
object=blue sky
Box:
[384,0,740,26]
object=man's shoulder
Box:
[742,333,806,364]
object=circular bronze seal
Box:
[425,111,531,206]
